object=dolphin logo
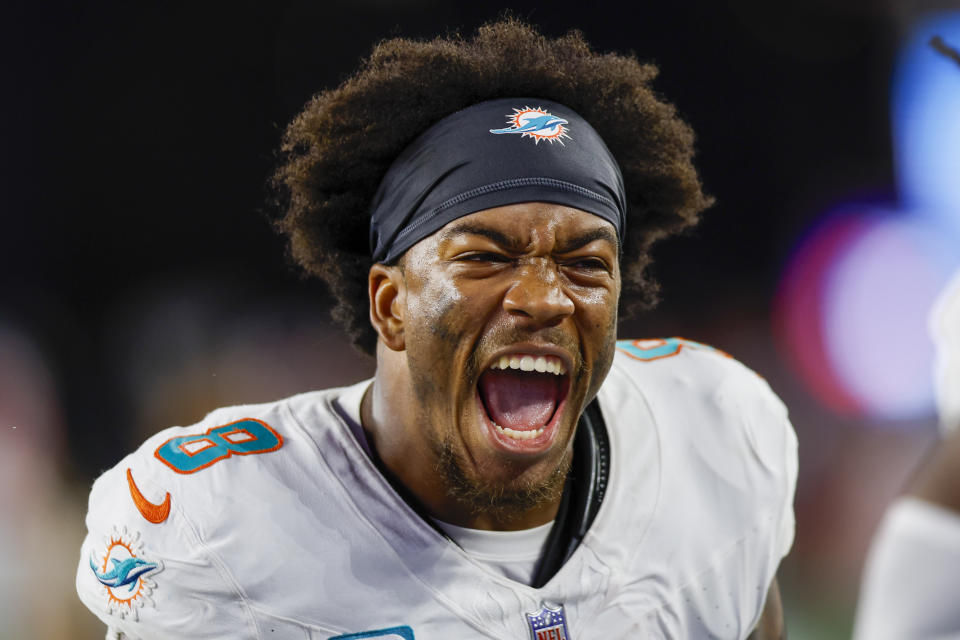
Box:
[488,107,571,144]
[90,555,159,592]
[490,113,568,135]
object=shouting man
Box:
[77,19,797,639]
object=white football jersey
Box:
[77,338,797,639]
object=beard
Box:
[404,307,591,523]
[429,432,572,523]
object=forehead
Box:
[433,202,619,249]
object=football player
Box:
[853,37,960,640]
[77,19,797,639]
[853,268,960,639]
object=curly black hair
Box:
[273,18,713,354]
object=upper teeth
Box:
[490,354,567,375]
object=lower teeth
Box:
[494,423,545,440]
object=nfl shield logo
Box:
[526,603,571,640]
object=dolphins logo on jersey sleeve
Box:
[489,107,571,144]
[90,556,158,591]
[88,526,163,620]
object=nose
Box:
[502,260,575,326]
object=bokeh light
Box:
[775,11,960,424]
[773,211,870,417]
[892,11,960,235]
[775,207,958,422]
[822,212,957,420]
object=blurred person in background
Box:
[0,326,102,639]
[853,267,960,639]
[75,19,796,639]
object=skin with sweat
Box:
[361,202,621,531]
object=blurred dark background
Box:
[2,1,958,637]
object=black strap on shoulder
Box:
[531,398,610,588]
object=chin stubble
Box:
[430,434,572,522]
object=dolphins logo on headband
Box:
[489,107,571,144]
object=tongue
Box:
[479,369,560,430]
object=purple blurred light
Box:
[822,214,953,420]
[774,212,868,416]
[775,12,960,424]
[776,208,957,423]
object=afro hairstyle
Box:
[273,18,713,354]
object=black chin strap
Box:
[357,395,611,588]
[530,398,610,588]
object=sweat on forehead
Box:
[368,98,627,265]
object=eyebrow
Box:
[439,222,619,254]
[556,227,619,254]
[439,223,520,249]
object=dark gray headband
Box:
[368,97,626,264]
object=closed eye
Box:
[563,257,610,271]
[456,251,512,263]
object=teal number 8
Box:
[154,419,283,474]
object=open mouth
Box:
[477,353,571,452]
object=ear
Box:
[368,263,406,351]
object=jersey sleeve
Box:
[610,338,798,636]
[721,360,798,560]
[689,344,798,634]
[854,497,960,639]
[76,427,257,639]
[615,337,799,560]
